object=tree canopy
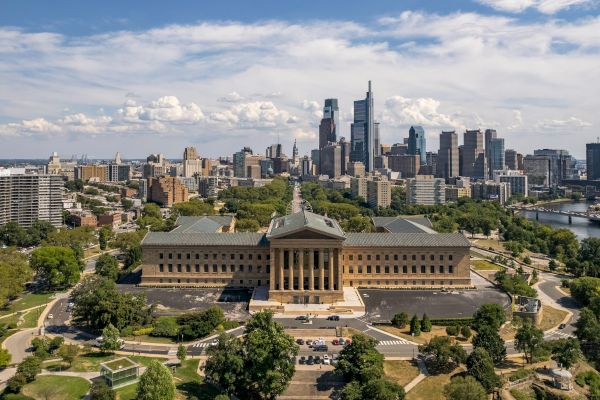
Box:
[0,248,32,308]
[30,246,80,290]
[136,360,176,400]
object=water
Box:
[518,201,600,241]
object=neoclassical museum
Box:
[140,209,472,306]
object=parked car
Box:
[47,314,54,320]
[332,339,339,345]
[296,338,305,345]
[327,315,340,321]
[323,354,330,365]
[299,356,306,364]
[558,323,567,329]
[314,345,328,352]
[346,339,352,345]
[295,315,308,321]
[307,355,314,365]
[315,355,321,364]
[306,339,314,346]
[338,337,346,346]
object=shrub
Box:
[218,320,240,331]
[460,325,472,339]
[446,325,458,336]
[508,368,535,382]
[133,327,154,336]
[6,372,27,393]
[151,316,180,338]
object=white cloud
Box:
[474,0,593,13]
[209,101,298,129]
[117,96,204,123]
[218,91,245,102]
[534,116,592,130]
[382,96,464,130]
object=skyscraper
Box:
[488,138,505,176]
[462,129,486,179]
[350,81,378,172]
[505,149,518,170]
[408,126,426,165]
[183,146,201,178]
[587,143,600,181]
[437,131,459,180]
[319,99,339,149]
[484,129,497,178]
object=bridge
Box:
[508,205,600,224]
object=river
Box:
[518,201,600,240]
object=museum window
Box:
[439,265,444,273]
[394,255,398,261]
[186,253,190,260]
[449,255,453,261]
[266,266,270,273]
[230,265,235,272]
[240,254,244,260]
[385,255,389,261]
[367,266,372,273]
[358,255,362,261]
[168,253,172,259]
[213,254,217,259]
[421,255,425,261]
[385,266,390,273]
[267,254,270,260]
[376,255,380,261]
[248,265,253,272]
[159,253,163,259]
[412,255,416,261]
[375,266,381,273]
[430,265,435,273]
[212,265,218,272]
[441,280,444,285]
[177,264,181,272]
[258,254,262,260]
[412,280,416,285]
[403,255,407,261]
[367,280,371,285]
[403,280,407,285]
[240,280,244,284]
[186,264,191,273]
[431,280,435,285]
[439,255,444,261]
[195,254,199,260]
[394,265,398,273]
[159,264,164,272]
[358,266,363,274]
[204,265,208,272]
[430,255,434,261]
[177,254,181,260]
[168,264,173,272]
[349,267,354,273]
[449,265,454,273]
[239,265,244,272]
[257,266,261,273]
[204,254,208,259]
[367,255,371,261]
[349,255,354,261]
[403,265,407,273]
[195,265,200,273]
[421,265,426,273]
[249,254,253,260]
[412,265,416,273]
[231,254,235,260]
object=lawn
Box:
[537,305,569,332]
[510,388,536,400]
[44,351,166,372]
[21,376,90,400]
[377,325,459,345]
[83,246,101,258]
[384,360,420,387]
[0,292,54,317]
[471,260,504,271]
[122,334,181,345]
[405,367,463,400]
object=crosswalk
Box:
[545,330,575,340]
[191,342,210,348]
[377,339,412,346]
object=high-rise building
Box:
[367,175,391,208]
[408,126,426,165]
[320,144,342,178]
[488,138,505,177]
[505,149,518,170]
[587,143,600,181]
[484,129,497,177]
[319,98,339,149]
[350,81,378,172]
[301,156,313,177]
[497,172,528,197]
[292,140,299,166]
[47,152,62,174]
[390,143,408,155]
[437,131,459,180]
[462,129,486,179]
[311,149,320,174]
[524,155,552,186]
[183,146,202,178]
[406,175,446,205]
[0,169,63,228]
[147,176,188,207]
[233,147,253,177]
[388,154,420,178]
[339,138,351,175]
[471,181,511,204]
[533,149,575,186]
[347,162,366,178]
[75,165,109,182]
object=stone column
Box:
[328,248,334,291]
[309,250,315,291]
[269,249,275,291]
[288,249,294,290]
[298,250,304,291]
[319,249,325,290]
[278,248,284,291]
[337,249,343,291]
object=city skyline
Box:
[1,0,599,159]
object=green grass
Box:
[19,310,40,329]
[115,383,138,400]
[122,334,179,344]
[471,260,504,270]
[21,376,90,400]
[44,351,167,372]
[384,360,420,387]
[0,292,54,317]
[510,388,535,400]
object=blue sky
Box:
[0,0,598,158]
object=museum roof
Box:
[266,209,346,239]
[142,232,268,247]
[171,215,234,233]
[343,232,470,247]
[371,216,435,234]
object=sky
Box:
[0,0,599,160]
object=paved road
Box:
[3,328,37,364]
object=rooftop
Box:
[343,232,470,247]
[101,357,138,372]
[371,216,435,234]
[171,215,234,233]
[267,209,345,240]
[142,232,268,247]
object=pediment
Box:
[270,227,344,241]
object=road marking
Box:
[545,331,575,339]
[191,342,209,348]
[377,339,412,346]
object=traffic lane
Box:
[359,288,511,321]
[538,274,580,332]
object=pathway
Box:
[403,358,429,393]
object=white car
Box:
[208,340,219,347]
[322,354,331,365]
[47,314,54,319]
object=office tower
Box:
[260,159,274,178]
[0,169,63,228]
[437,131,459,180]
[388,154,420,178]
[445,185,471,202]
[367,175,391,208]
[462,129,486,179]
[183,146,202,178]
[147,176,188,207]
[265,144,282,159]
[347,162,366,178]
[47,152,61,174]
[339,138,351,175]
[406,175,446,205]
[390,143,408,155]
[488,138,505,177]
[523,155,552,186]
[380,144,391,156]
[233,147,253,177]
[138,179,148,201]
[505,149,518,170]
[533,149,575,186]
[350,81,378,172]
[408,126,426,165]
[301,156,312,177]
[484,129,497,176]
[319,98,339,149]
[320,144,342,178]
[425,152,438,176]
[587,143,600,181]
[497,172,528,197]
[471,181,511,204]
[311,149,320,174]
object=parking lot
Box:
[359,285,511,321]
[116,286,251,320]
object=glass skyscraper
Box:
[350,81,378,172]
[408,126,426,165]
[488,137,505,175]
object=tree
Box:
[95,254,120,281]
[121,198,134,211]
[515,321,544,363]
[204,333,245,395]
[0,348,11,368]
[172,198,214,216]
[443,376,487,400]
[99,226,112,250]
[0,248,32,308]
[151,316,180,338]
[445,325,458,336]
[6,372,28,393]
[420,314,432,332]
[472,325,506,363]
[336,333,384,383]
[341,216,373,233]
[410,314,421,336]
[136,359,176,400]
[419,336,467,373]
[549,259,558,271]
[391,312,409,329]
[460,325,472,339]
[64,179,84,192]
[178,306,225,340]
[30,246,80,290]
[466,348,501,393]
[89,379,116,400]
[551,338,581,370]
[340,380,364,400]
[100,324,121,353]
[177,344,187,363]
[17,356,42,382]
[472,303,506,331]
[24,220,57,246]
[361,378,405,400]
[236,218,260,232]
[58,343,79,367]
[0,222,27,246]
